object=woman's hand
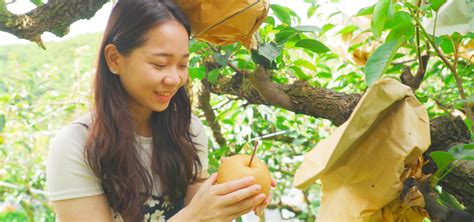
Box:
[253,178,276,216]
[183,173,266,222]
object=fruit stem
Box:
[248,141,258,167]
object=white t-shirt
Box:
[46,113,208,221]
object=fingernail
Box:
[258,194,266,199]
[253,185,261,192]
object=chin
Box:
[151,103,171,112]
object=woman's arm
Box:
[169,173,265,222]
[184,170,209,206]
[52,194,114,222]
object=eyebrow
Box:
[152,52,189,58]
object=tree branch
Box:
[0,0,108,48]
[267,202,303,216]
[198,83,227,148]
[412,15,473,131]
[207,66,361,126]
[400,54,430,91]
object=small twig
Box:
[248,140,258,167]
[198,83,227,147]
[267,201,303,216]
[415,0,423,73]
[207,43,244,75]
[0,181,48,195]
[392,58,417,65]
[433,98,454,114]
[227,61,244,75]
[412,13,473,131]
[302,189,316,221]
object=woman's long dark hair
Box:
[84,0,203,221]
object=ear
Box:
[104,44,122,75]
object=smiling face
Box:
[106,20,190,114]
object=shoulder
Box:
[46,113,104,201]
[49,113,91,152]
[47,113,93,167]
[189,114,208,147]
[190,114,205,134]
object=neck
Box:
[129,104,152,137]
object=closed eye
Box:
[152,64,166,69]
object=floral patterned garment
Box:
[142,194,184,222]
[111,194,184,222]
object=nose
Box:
[163,69,181,87]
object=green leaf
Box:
[258,43,281,62]
[436,35,454,54]
[430,0,447,12]
[320,23,335,36]
[189,39,206,53]
[386,21,415,42]
[295,39,330,54]
[454,96,474,104]
[317,72,332,79]
[430,151,455,169]
[337,25,358,35]
[293,25,320,33]
[438,191,464,210]
[385,11,412,30]
[266,16,275,26]
[30,0,44,6]
[270,4,292,25]
[356,4,375,16]
[207,69,220,84]
[290,66,311,80]
[251,43,280,69]
[213,51,231,67]
[189,66,206,80]
[0,114,5,133]
[294,59,316,72]
[449,142,474,160]
[0,1,8,15]
[365,38,405,86]
[307,5,318,18]
[371,0,393,39]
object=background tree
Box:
[0,0,472,221]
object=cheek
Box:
[121,68,156,91]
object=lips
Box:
[153,91,175,102]
[155,91,172,96]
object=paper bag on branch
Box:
[294,78,431,221]
[176,0,269,49]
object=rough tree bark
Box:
[0,0,107,48]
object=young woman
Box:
[46,0,273,221]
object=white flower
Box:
[146,198,160,208]
[149,209,165,222]
[144,213,151,221]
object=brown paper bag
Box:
[176,0,269,49]
[294,78,431,221]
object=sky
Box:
[0,0,376,45]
